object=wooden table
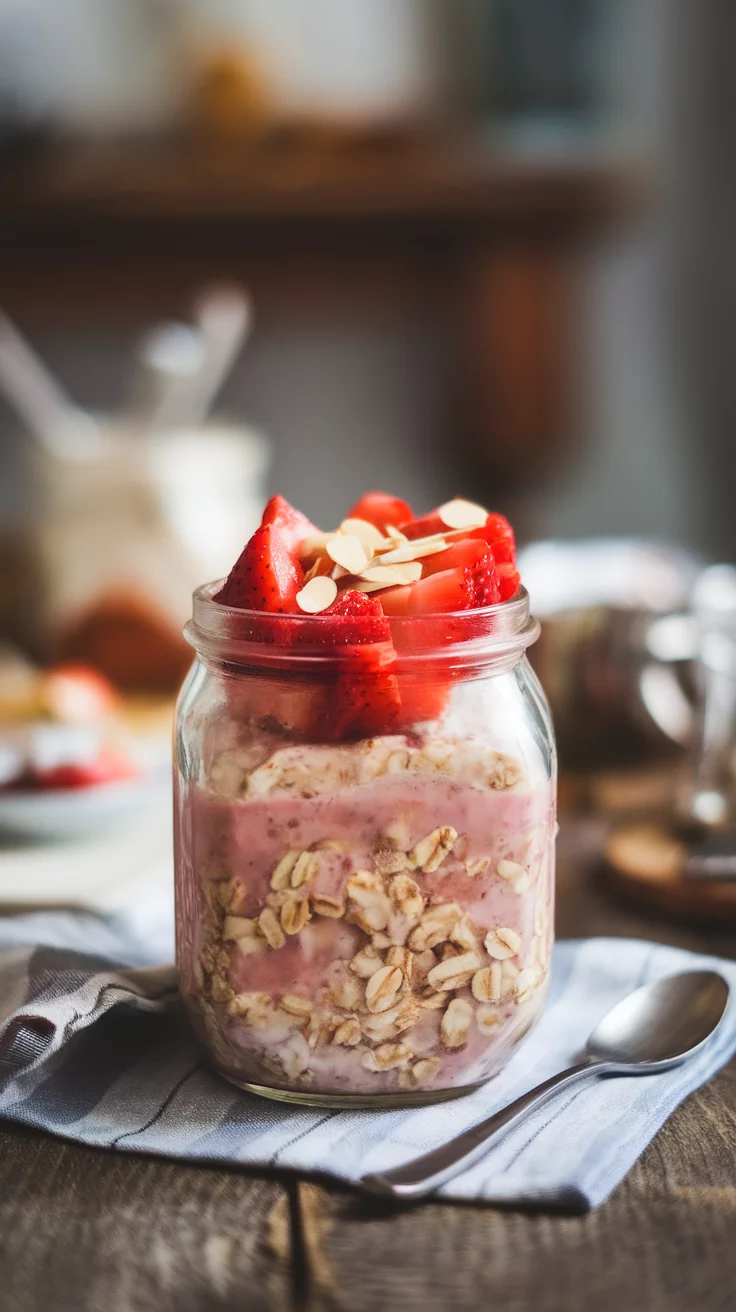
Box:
[2,813,734,1312]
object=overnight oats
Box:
[175,491,556,1106]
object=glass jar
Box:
[174,584,556,1108]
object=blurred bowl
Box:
[0,769,170,842]
[519,538,701,767]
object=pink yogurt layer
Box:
[176,770,555,1095]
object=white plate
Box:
[0,772,171,842]
[0,796,174,913]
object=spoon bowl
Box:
[587,970,730,1069]
[361,969,730,1200]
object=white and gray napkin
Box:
[1,903,734,1210]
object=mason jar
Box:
[174,583,556,1107]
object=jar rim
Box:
[185,581,540,672]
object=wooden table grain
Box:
[1,815,734,1312]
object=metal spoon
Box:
[361,970,729,1201]
[0,308,103,459]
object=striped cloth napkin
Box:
[1,901,734,1210]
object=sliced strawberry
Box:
[329,646,401,740]
[347,491,413,531]
[318,590,390,645]
[29,747,139,791]
[421,538,488,577]
[215,523,303,612]
[402,509,516,570]
[471,512,516,567]
[404,568,472,614]
[465,552,501,607]
[378,585,413,617]
[261,494,319,551]
[394,678,449,728]
[400,510,446,541]
[497,563,521,601]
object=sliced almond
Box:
[438,497,488,530]
[350,579,389,594]
[303,555,334,583]
[298,532,333,560]
[360,562,422,586]
[296,575,338,614]
[339,518,387,549]
[326,533,370,574]
[376,540,448,565]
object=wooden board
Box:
[605,821,736,925]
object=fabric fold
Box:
[0,908,734,1210]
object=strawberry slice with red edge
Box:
[310,593,401,740]
[403,568,472,614]
[471,512,516,567]
[215,523,303,612]
[24,747,139,791]
[497,563,521,601]
[261,494,318,551]
[319,589,392,644]
[465,551,501,607]
[347,491,413,532]
[400,510,446,541]
[421,538,488,578]
[328,644,401,741]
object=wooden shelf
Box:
[0,131,647,488]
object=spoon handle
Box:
[360,1061,599,1200]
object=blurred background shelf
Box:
[0,134,645,306]
[0,134,646,505]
